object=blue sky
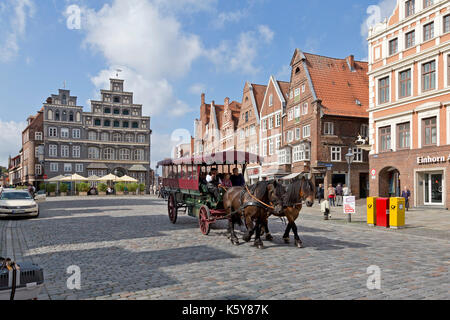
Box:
[0,0,397,168]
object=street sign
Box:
[371,169,376,176]
[343,196,356,214]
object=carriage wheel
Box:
[199,206,211,235]
[168,194,178,224]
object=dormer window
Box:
[62,95,67,105]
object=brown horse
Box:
[266,177,315,248]
[223,180,283,249]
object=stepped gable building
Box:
[21,109,44,186]
[259,76,290,180]
[368,0,450,208]
[40,78,152,187]
[279,49,370,198]
[236,82,267,183]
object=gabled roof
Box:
[260,76,289,116]
[302,52,369,119]
[251,84,267,115]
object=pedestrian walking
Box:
[343,184,350,196]
[317,184,324,204]
[328,184,336,207]
[401,186,411,211]
[336,183,343,206]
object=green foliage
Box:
[98,183,108,192]
[115,182,126,192]
[139,183,145,192]
[128,183,138,193]
[60,183,69,193]
[76,182,89,193]
[39,183,46,191]
[47,184,57,193]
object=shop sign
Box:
[343,196,356,214]
[248,168,260,176]
[417,155,449,165]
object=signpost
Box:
[371,169,376,180]
[343,196,356,215]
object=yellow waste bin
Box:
[389,197,406,229]
[367,197,378,226]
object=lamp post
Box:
[345,148,354,223]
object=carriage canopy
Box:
[157,151,263,167]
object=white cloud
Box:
[153,0,217,14]
[189,83,206,95]
[208,25,275,75]
[214,9,248,29]
[0,0,35,62]
[78,0,202,117]
[0,119,27,167]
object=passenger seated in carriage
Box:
[206,169,222,201]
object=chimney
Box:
[211,100,215,107]
[224,97,230,108]
[201,93,205,105]
[346,55,355,72]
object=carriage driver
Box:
[206,168,222,201]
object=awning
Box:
[129,165,147,172]
[282,172,302,180]
[87,163,108,169]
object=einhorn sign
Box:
[417,155,449,165]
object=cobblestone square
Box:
[0,196,449,300]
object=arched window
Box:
[48,109,53,120]
[125,134,134,142]
[112,133,122,142]
[55,110,60,121]
[119,149,130,160]
[88,147,100,159]
[76,112,81,122]
[133,149,144,161]
[69,112,74,122]
[103,148,115,160]
[62,111,67,121]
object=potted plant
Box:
[138,183,146,195]
[47,184,57,196]
[76,183,89,196]
[60,183,69,196]
[98,183,107,196]
[115,182,125,195]
[128,183,138,195]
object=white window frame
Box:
[75,164,83,173]
[303,125,311,138]
[324,122,334,135]
[35,164,42,175]
[49,127,57,138]
[35,132,43,141]
[64,163,72,173]
[295,128,301,140]
[61,145,69,158]
[73,146,81,158]
[269,94,273,107]
[61,128,69,139]
[268,139,274,156]
[50,163,58,172]
[331,147,342,162]
[278,149,292,165]
[72,129,81,139]
[288,109,294,121]
[302,103,308,115]
[275,113,281,127]
[353,148,363,163]
[49,145,57,157]
[294,105,300,119]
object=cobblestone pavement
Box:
[0,196,448,300]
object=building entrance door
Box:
[424,172,443,205]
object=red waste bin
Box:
[376,198,390,228]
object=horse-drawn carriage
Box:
[156,151,263,236]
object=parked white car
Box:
[0,190,39,218]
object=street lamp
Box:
[345,147,354,223]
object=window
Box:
[35,164,42,176]
[49,145,57,157]
[287,130,294,142]
[101,132,109,142]
[138,135,145,143]
[444,15,450,34]
[250,125,256,135]
[245,111,249,123]
[114,109,120,115]
[76,112,81,122]
[72,129,81,139]
[268,139,274,155]
[275,114,281,127]
[104,107,111,114]
[294,105,300,119]
[423,117,437,146]
[50,163,58,172]
[123,109,129,116]
[61,145,69,158]
[69,112,74,122]
[399,69,412,98]
[276,136,281,150]
[125,134,134,142]
[278,149,291,164]
[378,77,390,104]
[422,61,436,92]
[104,120,111,127]
[35,132,43,140]
[47,109,53,120]
[389,38,398,55]
[324,122,334,135]
[269,94,273,107]
[288,109,294,121]
[240,129,244,139]
[119,149,130,160]
[73,146,80,158]
[61,128,69,138]
[405,30,415,49]
[133,149,145,161]
[113,120,120,128]
[293,144,310,162]
[423,22,434,42]
[294,88,300,97]
[361,124,369,138]
[302,84,306,93]
[303,125,311,138]
[123,121,129,128]
[262,119,267,131]
[104,148,115,160]
[94,119,101,126]
[353,148,363,163]
[55,110,60,121]
[49,127,57,138]
[88,147,99,160]
[331,147,341,162]
[75,164,83,173]
[132,122,139,128]
[62,95,67,105]
[423,0,433,8]
[62,111,67,122]
[405,0,415,17]
[397,122,410,149]
[113,96,120,103]
[262,140,267,156]
[295,128,301,140]
[64,163,72,173]
[88,131,96,141]
[302,103,308,115]
[268,117,274,130]
[379,126,391,152]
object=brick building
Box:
[368,0,450,208]
[279,49,370,198]
[21,110,44,186]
